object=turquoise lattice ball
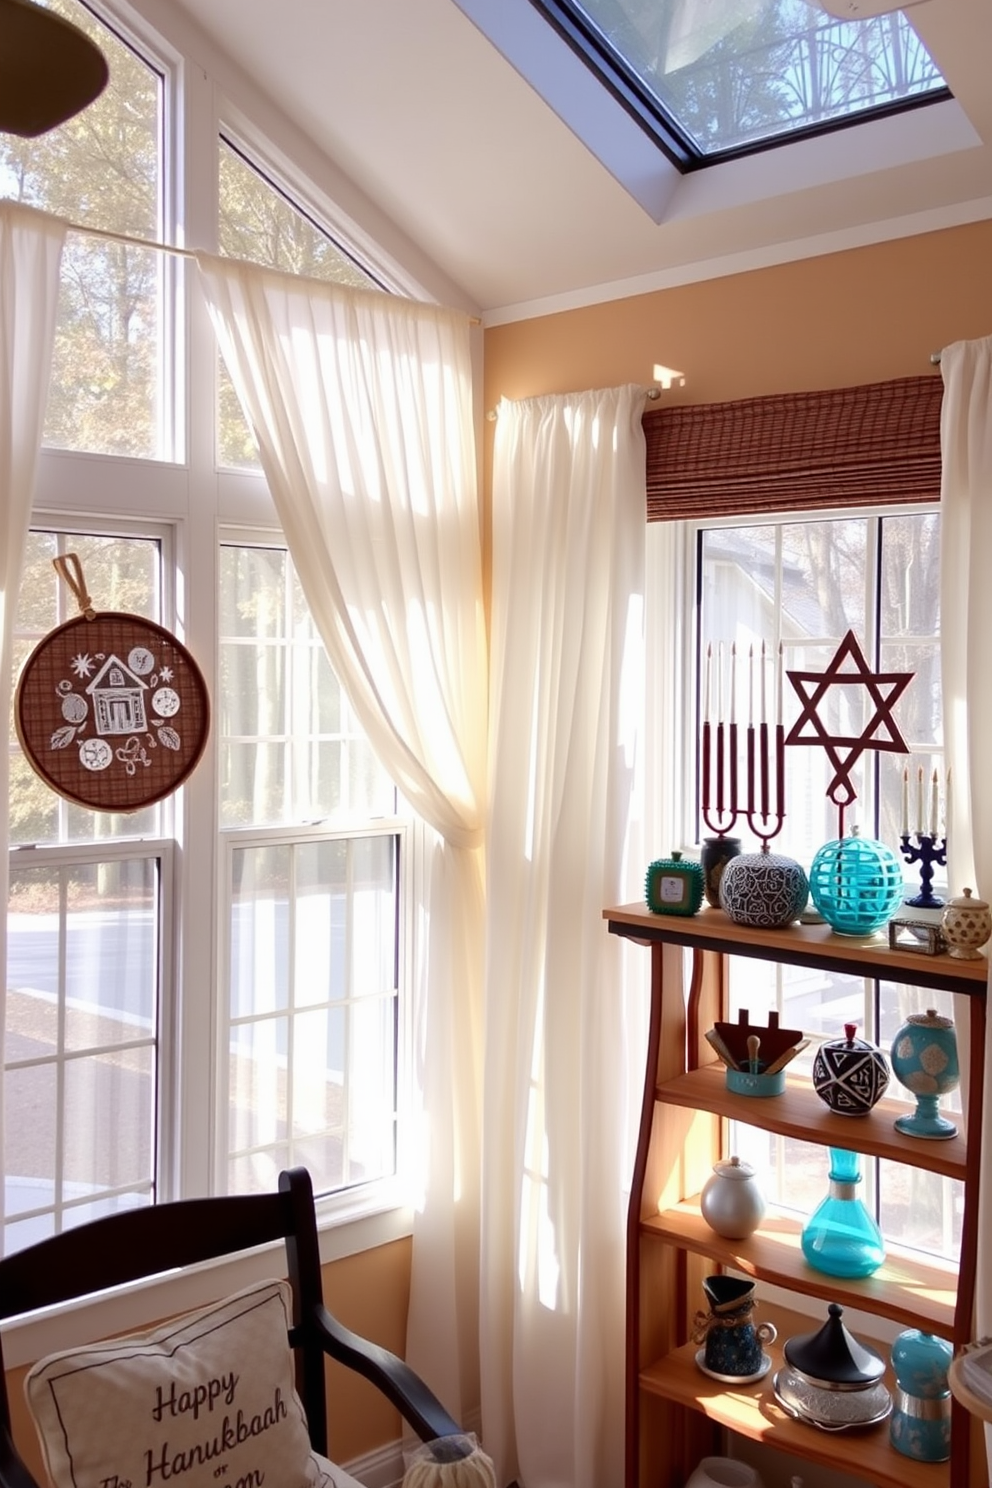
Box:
[809,835,904,936]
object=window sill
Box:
[1,1197,414,1370]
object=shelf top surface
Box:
[646,1199,957,1334]
[656,1063,968,1177]
[640,1333,949,1488]
[605,903,989,995]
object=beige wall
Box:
[481,219,992,583]
[5,1238,414,1481]
[483,221,992,411]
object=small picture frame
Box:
[888,918,946,956]
[644,854,704,917]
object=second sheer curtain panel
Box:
[483,386,647,1488]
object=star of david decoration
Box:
[784,629,913,833]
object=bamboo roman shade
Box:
[643,375,943,521]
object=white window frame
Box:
[216,819,411,1209]
[658,500,953,1268]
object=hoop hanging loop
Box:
[52,552,97,620]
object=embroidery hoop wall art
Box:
[16,554,210,812]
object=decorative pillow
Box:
[25,1278,330,1488]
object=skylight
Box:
[530,0,949,166]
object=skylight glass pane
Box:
[560,0,946,156]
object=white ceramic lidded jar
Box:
[700,1155,766,1239]
[941,887,992,959]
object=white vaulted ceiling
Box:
[162,0,992,322]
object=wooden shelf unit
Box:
[641,1321,946,1488]
[606,903,988,1488]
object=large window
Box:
[3,3,415,1254]
[692,507,957,1263]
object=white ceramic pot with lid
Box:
[699,1155,766,1239]
[941,886,992,959]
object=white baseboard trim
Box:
[342,1438,405,1488]
[343,1410,484,1488]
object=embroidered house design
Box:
[86,655,149,735]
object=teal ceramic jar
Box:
[890,1329,952,1462]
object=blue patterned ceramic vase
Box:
[890,1329,952,1462]
[890,1008,960,1139]
[719,845,808,929]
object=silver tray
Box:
[772,1369,892,1432]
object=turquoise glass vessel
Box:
[808,831,904,936]
[800,1148,885,1278]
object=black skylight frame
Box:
[529,0,952,172]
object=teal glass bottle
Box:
[800,1147,885,1278]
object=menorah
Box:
[701,641,785,848]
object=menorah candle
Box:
[717,641,724,723]
[901,767,909,836]
[775,641,783,725]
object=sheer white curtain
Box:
[482,386,646,1488]
[0,202,67,1225]
[195,256,488,1420]
[939,335,992,1466]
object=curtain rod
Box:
[486,386,661,421]
[930,352,942,365]
[51,214,481,325]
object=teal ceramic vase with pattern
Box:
[890,1008,959,1139]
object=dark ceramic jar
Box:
[812,1022,889,1116]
